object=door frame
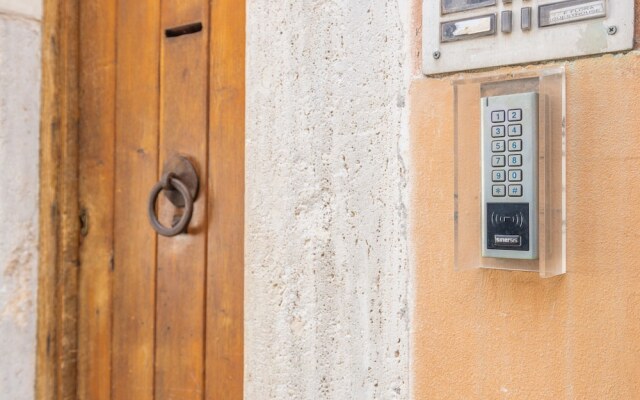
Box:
[36,0,246,398]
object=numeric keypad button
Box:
[508,169,522,182]
[491,110,506,123]
[508,124,522,136]
[508,139,522,152]
[492,170,506,182]
[492,155,505,167]
[491,125,506,137]
[492,185,506,197]
[492,140,506,152]
[508,109,522,121]
[508,185,523,197]
[508,154,522,166]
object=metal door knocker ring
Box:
[147,156,199,237]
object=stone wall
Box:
[245,1,413,398]
[0,1,41,399]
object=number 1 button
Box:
[491,110,505,123]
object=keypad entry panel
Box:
[481,92,538,260]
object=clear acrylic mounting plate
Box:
[454,68,566,277]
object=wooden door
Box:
[76,1,244,399]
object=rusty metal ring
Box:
[147,174,194,237]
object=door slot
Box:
[165,22,203,38]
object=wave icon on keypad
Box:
[490,211,526,228]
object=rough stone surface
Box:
[0,0,41,20]
[245,1,412,399]
[0,14,41,400]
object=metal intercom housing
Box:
[454,68,566,277]
[423,0,635,74]
[481,92,539,260]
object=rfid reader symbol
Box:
[490,211,526,228]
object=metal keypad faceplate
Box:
[481,92,539,260]
[423,0,635,74]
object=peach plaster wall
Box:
[411,3,640,399]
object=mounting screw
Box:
[432,50,441,60]
[607,26,618,35]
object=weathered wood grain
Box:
[206,1,245,398]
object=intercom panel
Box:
[453,68,566,277]
[423,0,635,75]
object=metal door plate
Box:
[162,155,199,207]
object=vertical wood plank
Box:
[77,0,116,399]
[206,1,245,398]
[155,1,209,399]
[37,0,63,396]
[37,0,80,398]
[111,0,160,399]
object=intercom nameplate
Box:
[442,0,496,14]
[423,0,635,75]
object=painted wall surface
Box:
[0,2,41,399]
[246,1,412,398]
[411,8,640,399]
